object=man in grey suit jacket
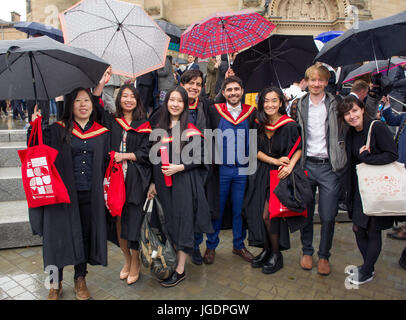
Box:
[296,64,347,276]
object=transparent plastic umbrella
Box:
[59,0,170,78]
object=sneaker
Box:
[160,271,186,288]
[346,265,375,276]
[191,248,203,265]
[349,271,374,285]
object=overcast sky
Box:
[0,1,27,22]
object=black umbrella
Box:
[155,19,182,44]
[0,36,109,101]
[233,34,318,93]
[314,10,406,68]
[342,58,406,83]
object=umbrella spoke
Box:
[37,51,95,87]
[0,52,25,77]
[69,25,117,44]
[31,53,50,101]
[119,29,136,77]
[67,9,118,25]
[101,30,119,58]
[122,25,163,62]
[120,5,136,25]
[103,0,120,24]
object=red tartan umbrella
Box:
[180,11,276,59]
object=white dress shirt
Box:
[226,102,242,120]
[306,95,328,158]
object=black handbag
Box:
[140,197,177,280]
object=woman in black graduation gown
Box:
[147,86,213,287]
[338,95,398,285]
[243,87,305,274]
[93,72,152,285]
[29,88,110,300]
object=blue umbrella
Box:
[315,31,344,43]
[14,22,64,43]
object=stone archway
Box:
[266,0,353,35]
[268,0,351,20]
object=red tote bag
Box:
[268,137,307,219]
[18,117,70,208]
[103,151,126,217]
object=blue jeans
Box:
[300,161,340,260]
[206,166,247,250]
[49,99,57,116]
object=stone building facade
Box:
[0,12,28,40]
[25,0,406,35]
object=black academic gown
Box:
[95,100,152,246]
[28,121,110,269]
[243,118,307,249]
[151,124,213,254]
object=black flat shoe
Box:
[160,271,186,288]
[192,248,203,265]
[262,253,283,274]
[251,249,271,268]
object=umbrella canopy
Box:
[155,19,182,43]
[315,31,344,43]
[14,21,64,43]
[232,34,319,93]
[343,58,406,83]
[59,0,170,78]
[314,10,406,67]
[0,36,109,100]
[180,10,275,59]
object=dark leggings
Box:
[263,200,281,254]
[353,218,382,275]
[52,191,92,283]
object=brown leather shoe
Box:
[300,255,313,270]
[74,276,91,300]
[232,247,254,263]
[317,258,331,276]
[203,249,215,264]
[47,282,62,300]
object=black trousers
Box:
[353,218,382,275]
[55,191,92,282]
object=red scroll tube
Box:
[160,146,172,187]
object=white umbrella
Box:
[59,0,170,78]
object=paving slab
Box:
[0,225,405,301]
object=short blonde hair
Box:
[305,64,331,81]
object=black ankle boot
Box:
[251,249,271,268]
[262,252,283,274]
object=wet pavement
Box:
[0,114,29,130]
[0,224,405,300]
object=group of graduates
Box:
[27,61,405,300]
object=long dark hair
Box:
[256,87,287,139]
[61,87,95,144]
[157,86,190,150]
[115,84,146,121]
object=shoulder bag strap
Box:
[287,136,302,159]
[365,120,379,150]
